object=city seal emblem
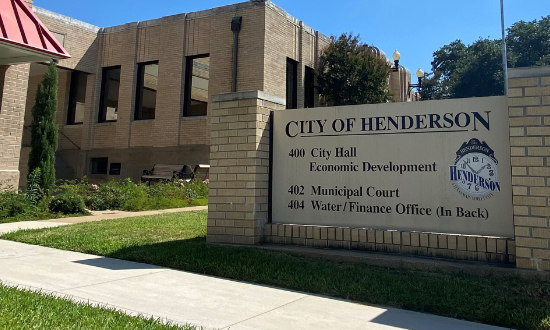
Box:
[449,138,501,201]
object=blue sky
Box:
[35,0,549,73]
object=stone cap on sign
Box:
[509,66,550,78]
[211,90,285,105]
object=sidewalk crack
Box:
[222,295,307,329]
[56,269,170,293]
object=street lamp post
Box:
[392,49,400,72]
[408,68,424,97]
[392,49,424,99]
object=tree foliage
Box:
[421,39,504,100]
[507,16,550,67]
[317,33,391,106]
[28,62,58,194]
[421,15,550,100]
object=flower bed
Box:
[0,177,209,223]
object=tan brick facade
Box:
[0,64,30,191]
[21,1,380,184]
[508,66,550,271]
[0,0,35,191]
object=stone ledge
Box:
[509,66,550,78]
[263,223,515,264]
[34,7,100,32]
[212,90,285,105]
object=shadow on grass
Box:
[103,238,550,330]
[105,237,267,277]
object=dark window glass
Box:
[286,58,298,109]
[67,70,87,125]
[98,66,121,122]
[91,157,108,174]
[135,61,158,120]
[184,55,209,117]
[109,162,121,175]
[304,66,315,108]
[0,66,5,106]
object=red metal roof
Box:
[0,0,70,63]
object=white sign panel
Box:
[272,96,513,237]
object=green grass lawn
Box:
[2,210,550,329]
[0,283,196,329]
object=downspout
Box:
[231,16,242,92]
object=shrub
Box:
[119,179,208,211]
[120,190,148,211]
[25,168,43,205]
[51,177,209,212]
[56,177,92,197]
[0,192,34,218]
[183,179,209,199]
[87,178,142,211]
[48,193,88,215]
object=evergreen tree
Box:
[28,62,58,194]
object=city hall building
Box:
[1,0,412,188]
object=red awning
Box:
[0,0,70,65]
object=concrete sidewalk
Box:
[0,205,208,235]
[0,239,503,330]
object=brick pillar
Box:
[0,64,30,191]
[207,91,285,244]
[508,66,550,271]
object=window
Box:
[0,66,5,107]
[51,31,65,46]
[98,66,121,122]
[67,71,87,125]
[90,157,108,174]
[109,162,121,175]
[304,66,315,108]
[286,58,298,109]
[135,61,158,120]
[184,55,209,117]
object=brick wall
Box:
[19,64,84,186]
[207,91,285,244]
[0,64,30,191]
[16,9,100,184]
[508,66,550,271]
[19,2,406,184]
[263,3,330,108]
[30,1,332,182]
[35,8,99,73]
[263,224,514,263]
